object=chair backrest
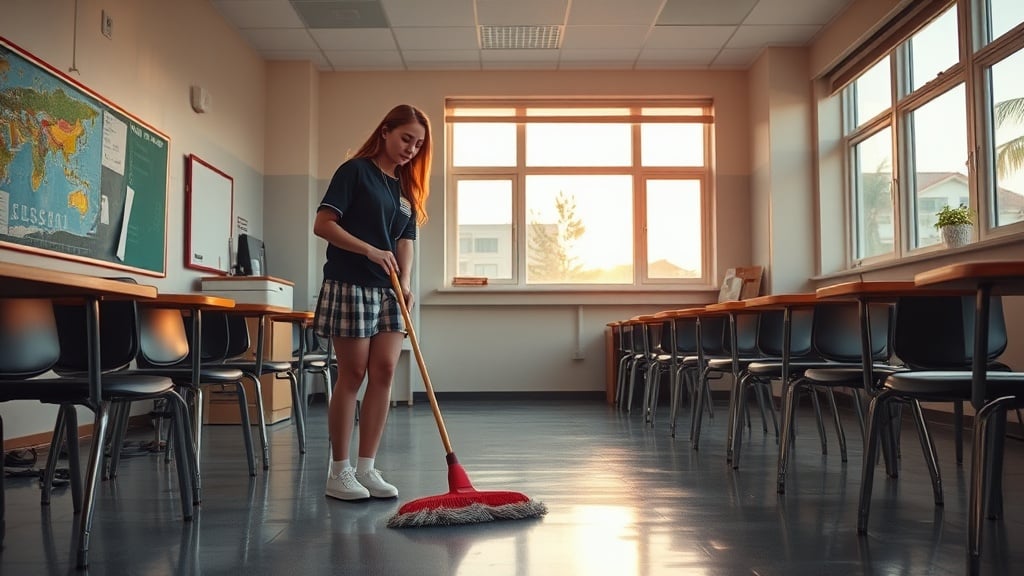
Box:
[673,316,698,355]
[137,307,191,367]
[53,297,139,373]
[893,295,1007,370]
[812,301,891,363]
[186,312,232,363]
[724,312,760,356]
[0,298,61,379]
[755,308,815,359]
[221,313,253,360]
[699,316,728,356]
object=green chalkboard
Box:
[0,36,168,276]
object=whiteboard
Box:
[185,154,233,274]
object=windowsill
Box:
[813,230,1024,283]
[424,286,720,306]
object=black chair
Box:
[856,294,1024,566]
[128,307,256,477]
[211,312,300,467]
[0,297,196,569]
[771,301,902,491]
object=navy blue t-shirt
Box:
[317,157,417,287]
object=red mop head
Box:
[387,453,548,528]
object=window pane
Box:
[526,124,631,166]
[525,175,632,284]
[452,123,516,166]
[988,0,1024,43]
[849,57,891,131]
[526,107,629,117]
[641,123,704,167]
[907,7,959,93]
[647,180,701,278]
[853,128,894,259]
[908,85,968,248]
[457,180,512,279]
[989,48,1024,227]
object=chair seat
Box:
[134,366,246,384]
[221,360,293,374]
[0,373,176,402]
[883,370,1024,400]
[802,364,906,385]
[706,356,770,371]
[746,359,836,377]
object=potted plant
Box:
[934,203,975,248]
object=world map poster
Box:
[0,36,168,275]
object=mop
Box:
[386,269,548,528]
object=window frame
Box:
[444,98,714,291]
[835,0,1024,268]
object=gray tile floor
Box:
[1,396,1022,575]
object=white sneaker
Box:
[355,468,398,498]
[326,468,370,501]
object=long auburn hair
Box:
[350,104,432,225]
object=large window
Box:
[446,100,712,288]
[837,0,1024,265]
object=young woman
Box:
[312,104,431,500]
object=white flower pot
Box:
[939,223,973,248]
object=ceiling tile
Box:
[380,0,476,27]
[481,49,560,65]
[645,26,736,50]
[637,48,720,68]
[567,0,665,26]
[727,24,821,49]
[262,49,332,70]
[393,27,479,50]
[309,28,396,50]
[213,1,305,29]
[712,47,762,68]
[402,49,481,63]
[561,26,650,50]
[477,0,569,26]
[558,48,640,63]
[657,0,758,26]
[240,28,319,51]
[745,0,853,26]
[323,49,405,69]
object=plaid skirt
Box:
[314,279,405,339]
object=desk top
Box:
[269,311,315,323]
[142,293,235,309]
[816,280,918,300]
[914,260,1024,293]
[229,303,292,315]
[741,293,818,309]
[0,261,157,299]
[704,300,747,312]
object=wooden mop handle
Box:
[389,268,454,454]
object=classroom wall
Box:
[0,0,267,438]
[299,69,757,394]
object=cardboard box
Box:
[200,275,294,308]
[203,371,294,425]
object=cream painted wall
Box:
[0,0,267,438]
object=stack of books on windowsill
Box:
[452,276,488,286]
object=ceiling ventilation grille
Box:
[480,25,562,49]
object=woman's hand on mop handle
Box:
[368,246,399,275]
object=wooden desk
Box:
[0,262,158,565]
[913,261,1024,409]
[913,261,1024,563]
